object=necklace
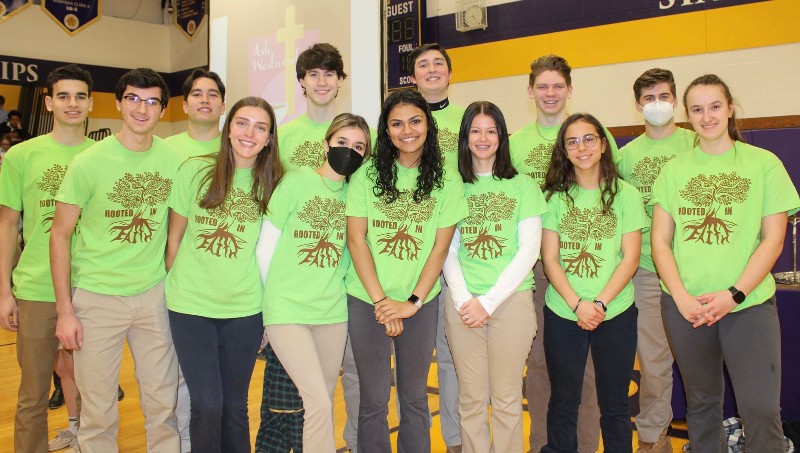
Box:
[316,169,342,194]
[535,121,558,142]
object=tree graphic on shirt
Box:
[107,172,172,243]
[679,172,750,245]
[523,142,554,179]
[288,140,325,169]
[631,155,675,207]
[374,191,436,260]
[462,192,516,260]
[37,164,67,232]
[559,207,617,278]
[296,195,347,268]
[196,188,261,258]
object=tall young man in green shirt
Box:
[616,68,693,453]
[165,68,226,159]
[408,42,465,453]
[51,68,181,453]
[0,64,95,453]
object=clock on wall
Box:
[456,0,488,32]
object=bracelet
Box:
[373,296,388,304]
[572,299,582,313]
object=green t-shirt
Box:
[164,131,221,158]
[345,162,468,304]
[166,158,263,318]
[263,168,349,325]
[650,142,800,311]
[457,173,548,294]
[510,121,619,188]
[543,181,647,321]
[0,135,94,302]
[432,102,466,174]
[278,114,331,173]
[56,135,182,296]
[616,127,694,272]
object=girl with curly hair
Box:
[540,113,646,453]
[345,89,467,452]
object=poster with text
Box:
[176,0,206,41]
[0,0,32,22]
[42,0,101,35]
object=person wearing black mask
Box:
[255,113,370,452]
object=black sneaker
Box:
[48,388,64,410]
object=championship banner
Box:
[0,0,32,22]
[42,0,101,36]
[175,0,206,41]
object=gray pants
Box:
[526,261,600,453]
[633,268,674,442]
[348,295,439,453]
[437,278,462,447]
[661,293,784,453]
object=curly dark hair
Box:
[371,89,443,203]
[542,113,619,213]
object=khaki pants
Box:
[526,261,600,452]
[267,322,348,453]
[445,290,536,453]
[72,281,179,453]
[633,268,674,442]
[14,299,60,453]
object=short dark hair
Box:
[458,101,516,183]
[114,68,170,109]
[529,54,572,87]
[45,64,94,96]
[633,68,676,101]
[7,110,21,120]
[0,95,5,105]
[409,43,453,73]
[295,43,347,80]
[181,68,226,101]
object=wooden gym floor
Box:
[0,328,689,452]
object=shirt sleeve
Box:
[620,184,648,234]
[265,174,295,230]
[255,219,281,284]
[55,157,91,208]
[169,160,203,217]
[437,176,468,228]
[345,165,368,217]
[477,216,541,315]
[441,229,473,310]
[0,146,24,210]
[762,151,800,217]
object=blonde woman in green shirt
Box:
[165,96,282,453]
[651,74,800,452]
[256,113,370,452]
[442,101,548,453]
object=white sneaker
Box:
[48,428,77,451]
[70,436,81,453]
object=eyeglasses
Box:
[122,94,162,109]
[565,134,602,151]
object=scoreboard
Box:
[384,0,422,92]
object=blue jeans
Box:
[542,304,638,453]
[169,311,263,453]
[347,294,439,453]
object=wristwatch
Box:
[728,286,746,304]
[593,299,607,312]
[407,294,423,309]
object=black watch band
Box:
[728,286,746,304]
[407,293,422,308]
[593,300,607,312]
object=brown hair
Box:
[633,68,675,101]
[529,54,571,87]
[199,96,283,215]
[683,74,744,143]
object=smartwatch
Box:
[593,299,607,312]
[407,294,423,309]
[728,286,746,304]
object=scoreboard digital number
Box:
[385,0,422,91]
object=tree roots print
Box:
[196,222,244,258]
[41,212,54,233]
[377,226,421,260]
[682,210,739,245]
[464,228,507,259]
[298,234,342,268]
[111,212,158,244]
[563,247,606,278]
[679,172,750,244]
[289,141,326,169]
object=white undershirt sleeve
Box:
[255,218,281,285]
[477,215,542,315]
[441,229,474,310]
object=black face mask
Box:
[327,146,364,176]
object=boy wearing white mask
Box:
[616,68,693,453]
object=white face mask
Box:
[641,99,675,127]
